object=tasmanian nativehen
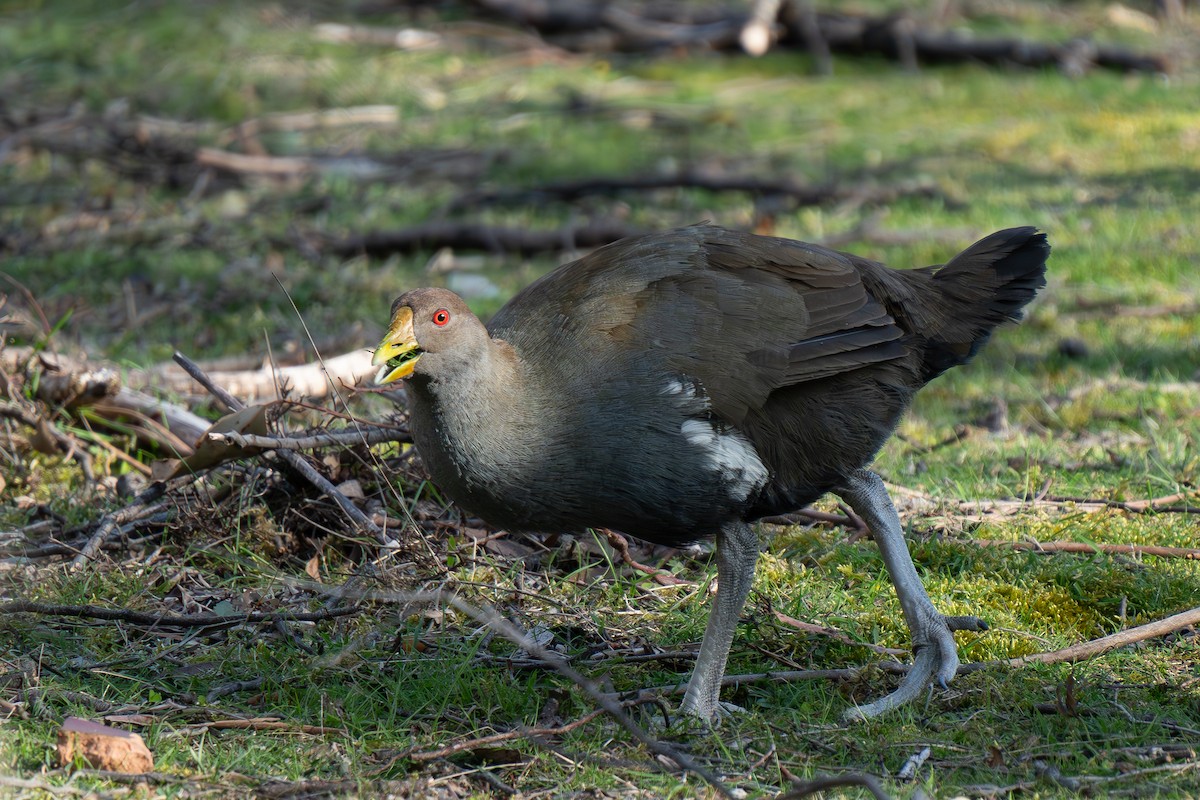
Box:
[373,223,1050,721]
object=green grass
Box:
[2,1,1199,797]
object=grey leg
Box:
[837,468,985,720]
[680,521,759,722]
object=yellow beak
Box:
[371,306,422,384]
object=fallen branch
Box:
[0,600,363,628]
[635,603,1200,694]
[181,717,345,736]
[974,539,1200,560]
[466,0,1171,73]
[2,529,165,560]
[2,347,215,449]
[234,105,401,135]
[447,173,943,213]
[891,486,1199,519]
[772,610,906,656]
[399,708,606,763]
[313,23,441,51]
[171,352,389,543]
[207,425,409,451]
[740,0,782,57]
[70,483,168,568]
[326,219,644,258]
[777,773,891,800]
[601,529,692,586]
[7,106,494,194]
[0,399,95,483]
[1006,604,1200,667]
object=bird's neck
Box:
[406,337,543,500]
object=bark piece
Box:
[57,716,154,773]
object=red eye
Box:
[432,309,450,326]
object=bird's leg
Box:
[680,521,759,723]
[836,468,986,720]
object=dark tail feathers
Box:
[922,226,1050,381]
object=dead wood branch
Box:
[466,0,1170,73]
[171,352,388,543]
[0,398,96,482]
[741,0,783,56]
[447,173,944,213]
[180,717,345,736]
[195,148,314,177]
[5,107,495,196]
[782,0,832,74]
[71,483,168,568]
[239,105,400,136]
[327,220,644,258]
[974,539,1200,560]
[207,425,409,451]
[3,347,217,451]
[400,708,606,763]
[600,529,692,586]
[314,23,442,51]
[891,486,1199,520]
[152,349,378,403]
[0,600,362,628]
[5,344,379,417]
[776,773,892,800]
[635,603,1200,694]
[772,610,907,656]
[1006,604,1200,667]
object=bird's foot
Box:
[842,610,986,722]
[673,699,746,731]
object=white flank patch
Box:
[660,378,693,398]
[680,419,769,501]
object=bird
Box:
[372,223,1050,722]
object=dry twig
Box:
[327,219,643,258]
[0,600,362,628]
[399,708,606,763]
[171,351,388,543]
[70,483,168,568]
[974,539,1200,560]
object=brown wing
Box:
[489,224,906,424]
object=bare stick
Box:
[601,529,691,586]
[641,603,1200,692]
[328,220,643,258]
[642,667,867,698]
[0,600,362,627]
[448,174,941,214]
[185,718,344,736]
[974,538,1200,560]
[772,610,906,656]
[740,0,781,56]
[207,426,409,450]
[172,352,387,542]
[401,708,606,762]
[70,484,167,568]
[1007,604,1200,667]
[777,773,892,800]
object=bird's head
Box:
[372,288,482,384]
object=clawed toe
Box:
[843,610,981,721]
[672,699,746,730]
[944,614,989,632]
